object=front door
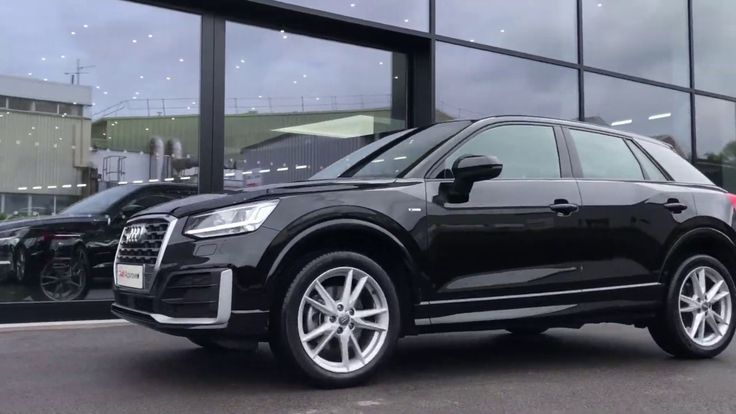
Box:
[423,123,585,324]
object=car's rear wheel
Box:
[649,254,735,358]
[506,327,548,335]
[276,251,400,388]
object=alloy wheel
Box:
[40,249,87,301]
[679,266,732,347]
[297,266,390,374]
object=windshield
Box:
[311,121,472,179]
[61,185,139,215]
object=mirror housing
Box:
[444,155,503,203]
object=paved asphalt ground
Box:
[2,323,736,414]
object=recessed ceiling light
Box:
[165,76,171,80]
[139,75,144,79]
[147,34,153,38]
[60,55,66,59]
[179,58,184,62]
[132,39,137,43]
[83,24,88,28]
[240,59,246,63]
[70,31,76,35]
[41,57,46,61]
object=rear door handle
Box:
[549,199,579,216]
[664,198,687,214]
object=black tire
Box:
[649,254,736,358]
[276,251,401,388]
[188,337,258,352]
[32,247,90,301]
[13,247,28,283]
[506,327,548,335]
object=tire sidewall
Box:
[280,251,401,387]
[666,254,736,356]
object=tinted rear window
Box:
[638,140,714,185]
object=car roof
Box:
[465,115,673,149]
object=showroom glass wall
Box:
[3,0,736,321]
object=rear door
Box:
[564,127,697,288]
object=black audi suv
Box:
[112,116,736,387]
[0,183,195,301]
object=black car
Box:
[0,183,196,301]
[112,116,736,387]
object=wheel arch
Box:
[263,210,424,335]
[660,226,736,286]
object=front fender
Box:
[259,205,426,290]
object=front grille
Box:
[117,219,169,265]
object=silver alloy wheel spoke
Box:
[679,266,732,347]
[680,295,699,313]
[297,266,390,374]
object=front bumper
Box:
[112,268,233,329]
[111,214,276,338]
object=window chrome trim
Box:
[420,282,662,306]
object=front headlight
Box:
[184,200,279,238]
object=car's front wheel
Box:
[276,251,400,388]
[649,254,735,358]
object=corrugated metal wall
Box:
[0,111,89,195]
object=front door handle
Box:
[549,199,579,216]
[664,198,688,214]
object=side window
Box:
[627,141,668,181]
[569,129,643,180]
[444,125,561,179]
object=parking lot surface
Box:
[2,322,736,414]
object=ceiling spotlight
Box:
[598,3,603,7]
[240,58,246,63]
[147,34,153,38]
[27,72,32,76]
[70,31,76,35]
[282,35,288,39]
[235,65,240,69]
[500,29,505,33]
[83,24,88,28]
[350,3,356,7]
[179,58,184,62]
[139,75,144,79]
[404,19,409,23]
[41,57,46,61]
[60,55,66,59]
[165,76,171,80]
[132,39,137,43]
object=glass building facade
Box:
[1,0,735,321]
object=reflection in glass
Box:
[695,96,736,191]
[583,0,689,86]
[694,2,736,97]
[584,73,691,157]
[436,0,577,62]
[0,0,200,302]
[435,42,578,120]
[275,0,428,31]
[224,22,407,189]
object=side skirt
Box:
[412,283,664,334]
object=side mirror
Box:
[444,155,503,203]
[120,204,145,220]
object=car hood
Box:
[0,214,104,233]
[138,178,400,218]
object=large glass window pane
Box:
[436,0,577,62]
[0,0,199,303]
[695,95,736,191]
[225,22,407,188]
[584,73,691,157]
[436,43,578,120]
[694,2,736,97]
[583,0,689,86]
[275,0,428,31]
